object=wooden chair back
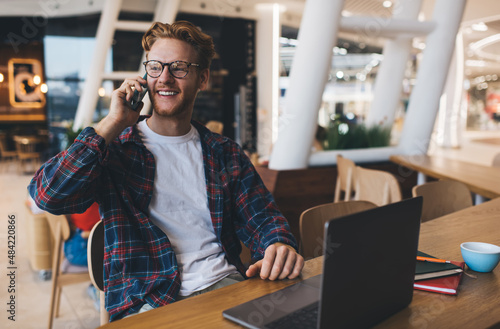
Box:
[13,135,41,173]
[412,180,473,222]
[13,135,39,154]
[0,134,17,172]
[239,242,252,267]
[87,221,109,324]
[205,120,224,135]
[354,166,402,206]
[334,154,356,202]
[299,200,377,259]
[0,134,17,158]
[45,212,90,329]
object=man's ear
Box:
[198,68,210,91]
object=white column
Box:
[269,0,345,170]
[73,0,122,131]
[435,31,466,148]
[365,0,423,128]
[256,4,281,158]
[398,0,466,154]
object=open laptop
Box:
[223,197,423,329]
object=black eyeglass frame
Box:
[143,60,201,79]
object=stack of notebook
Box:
[414,251,465,295]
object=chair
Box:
[492,153,500,167]
[205,120,224,135]
[299,200,377,259]
[45,212,90,329]
[412,180,473,222]
[13,135,41,173]
[354,166,402,206]
[88,221,110,325]
[334,154,356,202]
[0,133,17,170]
[240,242,252,267]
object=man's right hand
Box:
[95,76,147,145]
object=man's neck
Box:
[146,114,191,136]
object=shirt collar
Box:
[191,120,226,157]
[118,116,149,145]
[117,116,228,155]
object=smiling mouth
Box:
[158,91,179,96]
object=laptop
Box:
[223,197,423,329]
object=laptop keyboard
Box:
[265,302,319,329]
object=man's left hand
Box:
[245,243,304,280]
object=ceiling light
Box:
[471,22,488,32]
[412,39,426,50]
[465,60,486,67]
[356,73,366,81]
[383,1,393,8]
[470,33,500,51]
[469,34,500,61]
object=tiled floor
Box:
[0,129,498,329]
[0,170,100,329]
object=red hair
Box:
[142,20,215,69]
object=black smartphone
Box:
[130,73,148,111]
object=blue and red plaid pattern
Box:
[29,118,297,321]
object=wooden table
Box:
[390,154,500,199]
[101,198,500,329]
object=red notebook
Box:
[413,260,465,295]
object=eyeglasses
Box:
[143,60,201,79]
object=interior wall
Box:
[0,17,47,123]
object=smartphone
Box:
[130,73,148,111]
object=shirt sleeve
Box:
[230,147,298,261]
[28,127,109,215]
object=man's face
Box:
[146,38,209,119]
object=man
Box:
[29,21,303,321]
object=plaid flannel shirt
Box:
[28,119,297,321]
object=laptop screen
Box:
[319,197,422,328]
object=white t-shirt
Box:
[137,120,238,296]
